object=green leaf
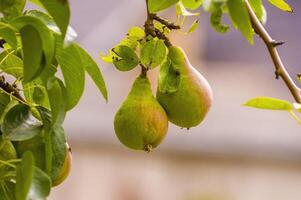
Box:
[0,0,25,18]
[23,79,50,108]
[210,4,230,33]
[249,0,267,24]
[112,45,139,71]
[158,58,181,94]
[268,0,292,12]
[187,19,199,33]
[11,16,55,78]
[33,0,71,38]
[1,104,42,141]
[0,138,17,179]
[15,152,34,200]
[20,25,43,82]
[148,0,179,13]
[141,38,167,69]
[56,44,85,110]
[0,92,10,119]
[15,152,51,200]
[0,51,23,77]
[244,97,293,110]
[74,44,108,102]
[46,77,66,127]
[29,167,51,199]
[0,181,16,200]
[227,0,254,44]
[26,10,77,45]
[128,26,145,40]
[49,126,67,181]
[0,22,17,49]
[181,0,203,10]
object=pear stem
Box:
[245,0,301,103]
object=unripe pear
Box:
[114,75,168,151]
[157,46,213,128]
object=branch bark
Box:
[245,0,301,103]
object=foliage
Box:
[0,0,299,198]
[0,0,107,199]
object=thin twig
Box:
[144,0,173,47]
[245,0,301,103]
[0,76,26,103]
[153,15,181,30]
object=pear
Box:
[157,46,213,128]
[114,75,168,151]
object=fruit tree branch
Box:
[144,0,172,47]
[0,76,26,103]
[245,0,301,103]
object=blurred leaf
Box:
[0,0,25,18]
[293,103,301,112]
[15,152,34,200]
[16,152,51,200]
[20,25,43,82]
[244,97,293,110]
[268,0,292,12]
[0,22,17,49]
[0,52,23,77]
[181,0,203,10]
[210,4,229,33]
[249,0,267,24]
[56,44,85,110]
[0,181,15,200]
[112,45,139,71]
[23,79,50,108]
[32,0,70,38]
[176,2,200,16]
[227,0,254,44]
[148,0,179,13]
[0,138,17,180]
[29,167,51,199]
[187,19,199,33]
[46,77,66,127]
[75,44,108,102]
[140,38,167,69]
[1,104,42,141]
[0,92,10,119]
[49,126,67,181]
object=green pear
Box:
[157,46,213,128]
[114,75,168,151]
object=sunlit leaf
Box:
[227,0,254,44]
[148,0,179,13]
[268,0,292,12]
[244,97,293,110]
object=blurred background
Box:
[49,1,301,200]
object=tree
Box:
[0,0,300,199]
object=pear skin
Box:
[157,46,213,128]
[114,75,168,151]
